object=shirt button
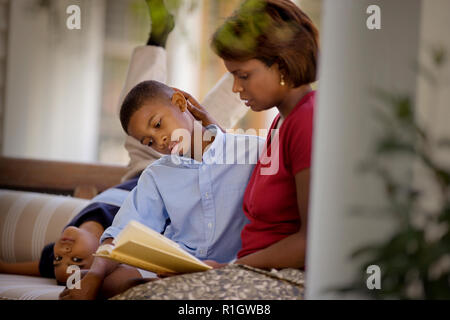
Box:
[205,192,209,199]
[208,222,213,229]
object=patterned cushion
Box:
[111,264,305,300]
[0,190,89,263]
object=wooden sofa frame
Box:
[0,156,127,199]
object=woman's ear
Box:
[171,91,187,112]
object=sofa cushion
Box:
[0,190,89,263]
[0,274,64,300]
[111,264,305,300]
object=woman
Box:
[194,0,319,270]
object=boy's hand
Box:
[59,271,103,300]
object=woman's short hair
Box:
[211,0,319,87]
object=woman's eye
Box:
[155,120,161,128]
[72,257,82,263]
[239,74,248,80]
[147,139,153,147]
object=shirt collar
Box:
[195,124,224,165]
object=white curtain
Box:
[3,0,105,162]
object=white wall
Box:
[306,0,422,299]
[165,1,202,99]
[413,0,450,214]
[3,0,105,162]
[0,0,9,154]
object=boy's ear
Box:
[171,91,187,112]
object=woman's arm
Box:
[0,260,41,277]
[235,169,311,269]
[173,88,224,131]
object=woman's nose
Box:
[232,79,243,93]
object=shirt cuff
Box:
[100,226,122,244]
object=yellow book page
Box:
[114,220,204,264]
[111,240,211,273]
[95,249,173,274]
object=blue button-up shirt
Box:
[102,125,265,263]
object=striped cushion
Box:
[0,190,89,300]
[0,190,89,262]
[0,274,64,300]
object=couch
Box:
[0,156,127,300]
[0,157,306,300]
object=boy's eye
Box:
[72,257,83,263]
[54,256,62,262]
[147,139,153,147]
[238,74,248,80]
[155,120,161,128]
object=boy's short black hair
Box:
[120,80,174,134]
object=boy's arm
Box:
[101,172,167,244]
[0,260,40,277]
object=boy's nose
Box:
[159,135,168,147]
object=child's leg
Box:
[99,264,157,299]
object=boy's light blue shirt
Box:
[102,125,265,263]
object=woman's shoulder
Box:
[286,90,315,123]
[282,94,315,134]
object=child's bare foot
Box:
[145,0,175,47]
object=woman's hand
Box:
[203,260,227,269]
[172,87,223,131]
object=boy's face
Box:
[53,226,98,284]
[127,92,194,155]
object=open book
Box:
[94,220,212,274]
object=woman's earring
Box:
[280,74,285,86]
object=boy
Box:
[60,80,264,299]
